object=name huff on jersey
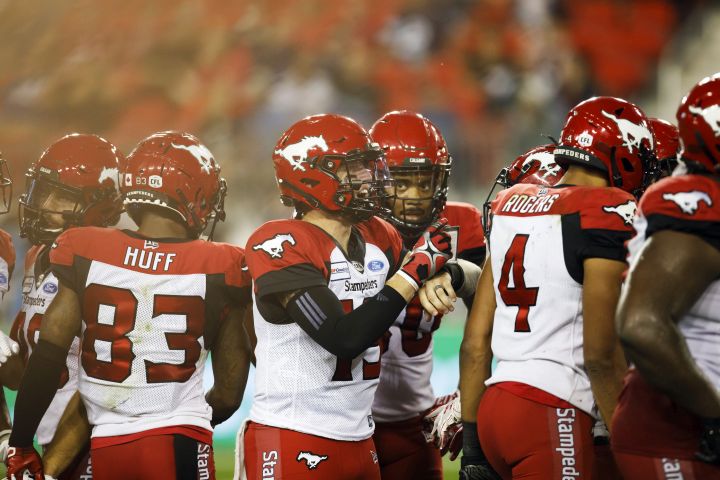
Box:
[123,246,176,272]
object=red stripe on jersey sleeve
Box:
[578,188,636,233]
[443,202,486,253]
[245,220,330,290]
[639,174,720,222]
[49,230,75,267]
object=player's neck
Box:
[302,209,352,251]
[559,166,610,188]
[136,212,191,240]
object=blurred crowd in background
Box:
[0,0,709,254]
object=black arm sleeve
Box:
[286,285,407,359]
[9,340,68,447]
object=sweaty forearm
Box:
[43,392,90,477]
[9,340,68,447]
[459,341,492,422]
[287,284,409,359]
[585,350,626,429]
[622,319,720,418]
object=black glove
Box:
[459,422,502,480]
[696,417,720,465]
[459,457,502,480]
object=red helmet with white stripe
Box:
[555,96,655,195]
[649,117,679,178]
[19,133,124,245]
[676,73,720,175]
[122,131,226,238]
[273,114,391,222]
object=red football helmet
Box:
[19,133,124,245]
[122,131,226,238]
[649,117,680,178]
[504,144,566,187]
[0,153,11,214]
[369,110,451,238]
[555,96,655,195]
[676,73,720,174]
[273,114,391,222]
[483,144,566,238]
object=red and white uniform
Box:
[611,174,720,478]
[9,246,80,447]
[478,183,634,478]
[245,217,404,441]
[0,229,14,294]
[372,202,486,422]
[486,184,634,414]
[49,227,250,446]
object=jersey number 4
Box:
[498,234,538,332]
[82,283,204,383]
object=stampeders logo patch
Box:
[297,451,328,470]
[253,233,296,259]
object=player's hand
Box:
[0,330,20,366]
[424,391,462,460]
[459,456,502,480]
[0,429,9,462]
[5,446,44,480]
[696,417,720,465]
[399,219,453,290]
[419,272,456,316]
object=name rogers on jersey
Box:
[502,192,560,214]
[344,279,378,292]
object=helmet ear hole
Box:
[621,157,635,172]
[301,178,320,188]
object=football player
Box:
[649,117,680,179]
[5,131,253,480]
[366,110,486,479]
[242,114,453,479]
[0,153,17,463]
[0,134,123,479]
[612,74,720,478]
[460,97,656,479]
[423,143,566,472]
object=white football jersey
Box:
[486,183,635,415]
[628,174,720,391]
[49,227,250,439]
[373,202,486,422]
[246,218,403,441]
[11,246,80,445]
[0,229,14,294]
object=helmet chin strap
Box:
[608,146,624,189]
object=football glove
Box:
[696,417,720,465]
[399,219,453,290]
[459,455,502,480]
[424,391,462,460]
[5,446,44,480]
[0,330,19,366]
[0,429,9,462]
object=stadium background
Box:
[0,0,717,477]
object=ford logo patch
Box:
[368,260,384,272]
[43,282,58,294]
